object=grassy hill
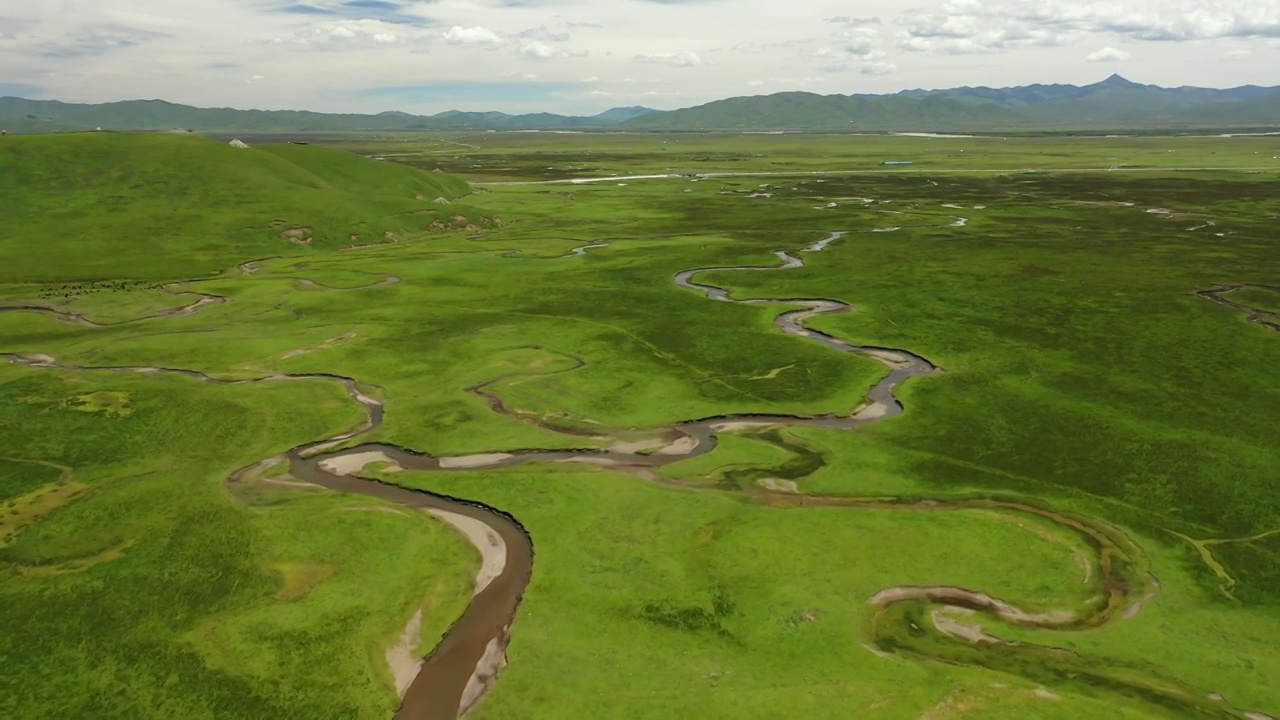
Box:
[0,133,474,281]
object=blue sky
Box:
[0,1,1276,114]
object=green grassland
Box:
[1,131,1277,718]
[1228,286,1280,314]
[0,133,471,281]
[0,367,476,719]
[330,131,1280,182]
[390,467,1120,720]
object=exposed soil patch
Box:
[758,478,799,493]
[439,454,515,470]
[388,609,425,697]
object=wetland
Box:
[1,131,1277,720]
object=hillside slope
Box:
[623,92,1020,131]
[0,133,474,280]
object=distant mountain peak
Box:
[592,106,659,122]
[1100,73,1139,87]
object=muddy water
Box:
[3,227,939,719]
[7,224,1266,719]
[278,227,944,719]
[287,459,530,720]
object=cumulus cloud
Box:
[635,51,701,67]
[518,41,554,58]
[1086,46,1131,61]
[897,0,1280,55]
[442,26,501,45]
[815,29,889,73]
[862,61,897,75]
[267,18,410,49]
[897,5,1074,54]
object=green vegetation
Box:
[0,369,475,719]
[1227,286,1280,314]
[2,131,1277,719]
[0,133,471,280]
[336,130,1280,183]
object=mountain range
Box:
[625,75,1280,131]
[3,76,1278,134]
[0,98,659,134]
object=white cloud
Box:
[897,0,1280,55]
[0,0,1274,116]
[862,61,897,75]
[844,36,877,57]
[635,51,702,67]
[519,26,571,42]
[442,26,501,45]
[264,19,412,50]
[828,16,883,26]
[816,33,890,73]
[519,41,555,58]
[1087,46,1131,62]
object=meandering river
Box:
[4,227,1269,720]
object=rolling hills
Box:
[0,133,475,280]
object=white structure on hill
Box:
[229,139,249,149]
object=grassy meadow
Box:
[1,131,1277,718]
